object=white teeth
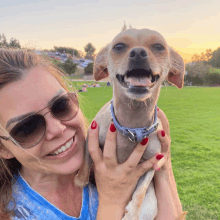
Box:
[51,138,74,156]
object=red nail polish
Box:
[161,130,165,137]
[141,137,149,146]
[91,120,97,129]
[157,107,159,111]
[110,123,116,132]
[157,168,160,171]
[156,154,164,160]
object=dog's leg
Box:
[74,139,92,187]
[122,169,157,220]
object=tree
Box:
[61,58,78,74]
[84,63,94,74]
[208,47,220,68]
[186,61,210,77]
[122,21,127,31]
[204,73,220,85]
[84,43,96,60]
[205,49,212,61]
[77,50,85,58]
[52,58,77,75]
[121,21,133,32]
[54,46,80,57]
[191,53,201,62]
[191,49,212,63]
[0,33,8,47]
[9,38,21,48]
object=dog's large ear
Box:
[93,44,110,81]
[167,47,185,89]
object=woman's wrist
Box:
[154,169,170,182]
[99,194,128,207]
[97,197,127,220]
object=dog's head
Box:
[94,28,185,101]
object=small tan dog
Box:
[75,28,184,219]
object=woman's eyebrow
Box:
[47,89,65,106]
[6,89,65,129]
[6,112,34,129]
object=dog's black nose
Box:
[130,48,147,59]
[129,48,148,70]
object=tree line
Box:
[0,33,21,48]
[185,47,220,86]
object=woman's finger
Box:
[153,157,166,171]
[123,137,149,171]
[157,108,170,137]
[88,120,103,165]
[157,130,170,154]
[136,153,165,177]
[103,123,117,167]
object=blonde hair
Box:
[0,48,73,218]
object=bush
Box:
[53,58,77,75]
[184,74,204,86]
[84,63,94,74]
[185,61,210,77]
[204,73,220,85]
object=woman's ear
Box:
[0,144,14,159]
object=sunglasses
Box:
[0,92,79,149]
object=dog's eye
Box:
[152,44,165,51]
[113,43,126,52]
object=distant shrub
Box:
[204,73,220,85]
[184,74,204,86]
[84,63,94,75]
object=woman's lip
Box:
[45,136,77,160]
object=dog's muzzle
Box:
[116,68,160,90]
[116,48,160,91]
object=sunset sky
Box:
[1,0,220,63]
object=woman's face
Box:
[0,66,86,176]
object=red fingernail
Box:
[157,168,160,171]
[110,123,116,132]
[161,130,165,137]
[157,107,159,111]
[141,137,148,146]
[91,120,97,129]
[156,154,164,160]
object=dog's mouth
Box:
[116,69,160,89]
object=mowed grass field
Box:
[70,82,220,220]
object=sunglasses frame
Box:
[0,92,79,148]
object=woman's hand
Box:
[87,121,168,220]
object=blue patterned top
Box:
[9,174,99,220]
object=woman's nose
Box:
[44,113,66,141]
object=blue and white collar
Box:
[110,100,158,143]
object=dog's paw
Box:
[74,175,88,188]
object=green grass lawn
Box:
[70,83,220,219]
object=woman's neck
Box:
[19,167,83,217]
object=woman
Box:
[0,48,184,220]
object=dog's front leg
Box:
[122,169,157,220]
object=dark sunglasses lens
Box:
[10,115,46,148]
[51,93,79,121]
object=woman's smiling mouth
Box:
[46,136,77,158]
